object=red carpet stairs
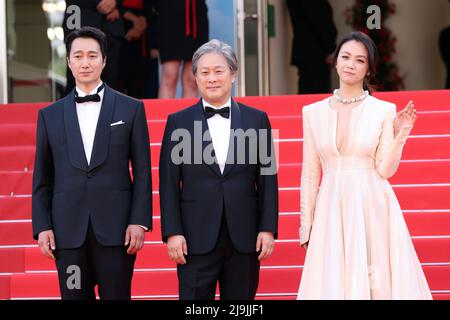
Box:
[1,90,450,299]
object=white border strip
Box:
[392,183,450,188]
[409,134,450,139]
[0,219,31,223]
[403,209,450,213]
[9,290,450,300]
[2,235,450,249]
[4,182,450,198]
[1,159,450,175]
[274,138,302,142]
[151,135,450,143]
[400,159,450,163]
[0,244,37,249]
[421,262,450,266]
[9,262,450,277]
[411,235,450,239]
[10,297,62,300]
[3,210,450,222]
[18,263,450,276]
[417,110,450,114]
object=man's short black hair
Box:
[65,26,107,60]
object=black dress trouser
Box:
[177,214,260,300]
[54,222,136,300]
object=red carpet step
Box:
[0,90,449,300]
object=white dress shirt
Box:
[203,98,232,174]
[75,82,104,165]
[75,82,147,231]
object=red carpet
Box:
[0,90,449,299]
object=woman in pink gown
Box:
[297,32,432,299]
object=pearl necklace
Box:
[333,89,369,104]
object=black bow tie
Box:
[74,83,105,103]
[204,106,230,119]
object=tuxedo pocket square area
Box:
[110,121,125,127]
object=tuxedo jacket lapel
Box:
[63,85,115,172]
[88,84,115,172]
[64,90,88,171]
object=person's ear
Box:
[193,71,200,85]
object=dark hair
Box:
[65,26,107,60]
[333,31,378,93]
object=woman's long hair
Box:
[332,31,379,94]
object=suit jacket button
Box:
[87,173,93,178]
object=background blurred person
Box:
[286,0,337,94]
[155,0,209,98]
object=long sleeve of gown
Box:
[375,104,413,179]
[300,107,322,246]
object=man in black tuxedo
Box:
[159,39,279,300]
[287,0,337,94]
[32,27,152,300]
[64,0,125,93]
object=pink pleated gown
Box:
[297,95,432,300]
